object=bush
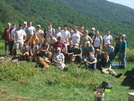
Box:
[126,48,134,62]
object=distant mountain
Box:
[1,0,134,47]
[52,0,134,25]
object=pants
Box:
[55,63,65,70]
[14,42,23,50]
[114,47,119,57]
[102,69,117,76]
[4,41,9,54]
[75,56,82,64]
[119,53,126,68]
[9,41,14,55]
[85,62,96,71]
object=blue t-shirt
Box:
[86,57,96,62]
[119,41,127,53]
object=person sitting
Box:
[20,43,29,60]
[106,42,115,63]
[53,47,68,71]
[83,41,95,57]
[100,53,122,78]
[84,52,97,72]
[28,33,39,45]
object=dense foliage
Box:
[1,0,134,47]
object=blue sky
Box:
[107,0,134,9]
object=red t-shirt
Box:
[4,28,10,41]
[53,41,66,53]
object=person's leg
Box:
[102,69,109,74]
[109,69,117,76]
[5,41,8,55]
[85,62,90,70]
[91,63,96,71]
[119,53,126,68]
[114,48,119,57]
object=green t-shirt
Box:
[101,59,111,68]
[73,48,82,54]
[42,56,46,59]
[119,41,127,53]
[84,45,94,54]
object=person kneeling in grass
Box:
[100,53,122,78]
[84,52,97,72]
[53,47,68,71]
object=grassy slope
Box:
[0,60,134,101]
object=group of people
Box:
[3,21,127,78]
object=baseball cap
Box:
[57,47,61,50]
[91,27,95,31]
[48,22,53,25]
[37,25,41,28]
[24,21,27,25]
[74,43,79,48]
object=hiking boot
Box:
[116,73,122,78]
[63,67,68,71]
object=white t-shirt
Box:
[26,26,36,39]
[46,28,55,39]
[14,29,26,43]
[55,32,62,38]
[36,30,44,41]
[53,53,65,62]
[103,35,113,46]
[10,28,16,41]
[92,35,103,47]
[72,32,81,45]
[61,30,70,42]
[48,37,57,44]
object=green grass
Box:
[0,60,134,101]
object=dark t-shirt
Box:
[101,59,111,68]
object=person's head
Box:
[106,42,111,47]
[23,43,27,47]
[86,41,91,47]
[28,21,32,27]
[47,52,52,58]
[24,21,27,27]
[74,26,78,32]
[96,49,101,54]
[33,33,37,38]
[12,23,16,28]
[57,37,62,42]
[91,27,95,32]
[50,35,54,39]
[89,52,94,58]
[57,27,61,32]
[69,40,73,46]
[69,26,73,31]
[7,23,11,28]
[103,53,109,59]
[19,24,23,29]
[74,43,79,49]
[118,33,122,37]
[63,25,67,31]
[84,30,88,35]
[48,23,53,28]
[37,25,41,30]
[57,47,61,53]
[96,30,100,36]
[44,39,48,45]
[122,34,126,40]
[40,38,45,43]
[80,26,84,31]
[107,30,110,35]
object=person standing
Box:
[61,25,70,44]
[103,30,113,52]
[4,23,11,55]
[36,25,44,41]
[25,21,36,42]
[14,24,27,55]
[9,23,16,56]
[23,21,28,32]
[88,27,96,39]
[72,27,81,45]
[119,34,127,69]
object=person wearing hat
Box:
[36,25,44,41]
[84,52,97,72]
[106,42,115,63]
[3,23,11,55]
[119,34,127,69]
[83,41,95,57]
[45,22,55,40]
[103,30,113,52]
[23,21,27,32]
[88,27,96,39]
[69,43,82,64]
[13,24,26,56]
[25,21,36,42]
[53,47,68,71]
[100,53,122,78]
